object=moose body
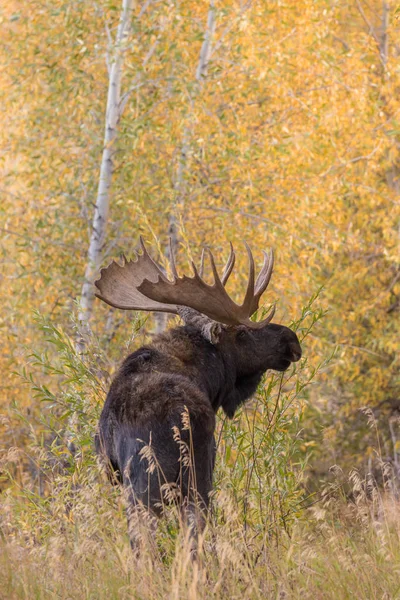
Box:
[95,239,302,547]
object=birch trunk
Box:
[175,0,215,199]
[379,1,389,70]
[78,0,134,342]
[170,0,216,239]
[154,1,216,334]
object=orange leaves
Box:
[1,0,400,473]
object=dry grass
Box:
[2,310,399,598]
[2,467,400,600]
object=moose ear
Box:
[203,321,223,345]
[176,306,224,344]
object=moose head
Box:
[95,238,301,379]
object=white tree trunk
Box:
[78,0,134,342]
[380,1,389,70]
[195,0,216,83]
[174,0,215,202]
[171,0,216,228]
[154,1,216,334]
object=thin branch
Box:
[319,144,381,177]
[387,298,400,314]
[356,0,380,44]
[105,21,112,76]
[339,343,387,359]
[118,78,159,116]
[210,0,252,56]
[356,0,389,71]
[387,268,400,293]
[118,33,162,115]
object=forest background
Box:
[1,0,400,598]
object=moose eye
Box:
[236,329,247,341]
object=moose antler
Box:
[95,238,275,328]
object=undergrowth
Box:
[1,294,400,599]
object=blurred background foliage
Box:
[1,0,400,491]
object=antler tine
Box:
[221,242,235,287]
[207,248,226,290]
[168,237,179,279]
[240,242,255,312]
[139,236,149,253]
[254,249,274,296]
[139,236,170,283]
[253,303,276,328]
[198,248,206,278]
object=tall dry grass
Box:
[1,299,399,598]
[2,478,400,599]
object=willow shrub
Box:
[0,292,328,595]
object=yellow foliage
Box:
[1,0,399,470]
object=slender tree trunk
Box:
[379,1,389,70]
[172,0,215,219]
[195,1,216,83]
[154,1,216,334]
[77,0,134,347]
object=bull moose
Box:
[94,239,301,550]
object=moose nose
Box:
[288,340,302,362]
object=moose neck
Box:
[152,325,237,413]
[152,324,265,417]
[180,326,266,417]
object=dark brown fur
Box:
[96,321,301,545]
